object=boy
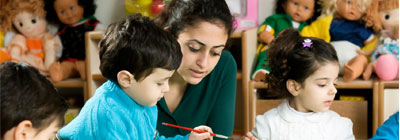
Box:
[1,61,68,140]
[56,14,213,139]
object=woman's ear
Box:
[117,70,134,88]
[14,120,35,140]
[287,79,301,96]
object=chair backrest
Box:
[85,30,105,101]
[241,27,258,132]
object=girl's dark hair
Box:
[265,28,338,97]
[275,0,322,24]
[154,0,234,39]
[99,14,182,82]
[44,0,97,24]
[0,62,68,137]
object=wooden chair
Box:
[85,30,106,101]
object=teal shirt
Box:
[157,51,237,139]
[58,81,188,140]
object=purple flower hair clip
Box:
[303,39,312,48]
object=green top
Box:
[252,13,308,78]
[157,51,237,139]
[260,13,308,36]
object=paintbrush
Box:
[162,122,233,139]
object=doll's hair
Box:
[265,28,338,97]
[321,0,381,32]
[379,0,399,11]
[154,0,234,39]
[99,14,182,83]
[0,61,68,137]
[1,0,46,32]
[44,0,97,25]
[275,0,322,24]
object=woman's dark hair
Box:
[265,28,338,97]
[99,14,182,82]
[275,0,322,24]
[154,0,234,39]
[44,0,97,24]
[1,61,68,137]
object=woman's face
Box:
[176,21,228,84]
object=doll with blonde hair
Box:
[0,0,59,73]
[301,0,381,82]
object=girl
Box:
[252,0,321,81]
[245,29,354,140]
[154,0,237,138]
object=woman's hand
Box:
[243,132,258,140]
[188,125,213,140]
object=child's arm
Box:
[157,126,213,140]
[259,29,275,44]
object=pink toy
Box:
[227,0,258,30]
[375,54,399,81]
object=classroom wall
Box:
[94,0,277,27]
[94,0,125,26]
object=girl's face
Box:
[176,21,228,84]
[13,12,47,39]
[124,68,174,107]
[54,0,84,25]
[292,62,339,113]
[336,0,363,21]
[284,0,315,22]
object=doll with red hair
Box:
[45,0,104,82]
[1,0,59,74]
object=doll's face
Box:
[336,0,363,21]
[380,8,399,39]
[54,0,84,25]
[13,12,47,39]
[283,0,315,22]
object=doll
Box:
[0,0,59,74]
[252,0,321,82]
[362,0,399,81]
[45,0,103,82]
[301,0,381,82]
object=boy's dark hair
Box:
[275,0,322,24]
[99,14,182,82]
[44,0,97,24]
[265,28,338,97]
[154,0,234,39]
[0,61,68,137]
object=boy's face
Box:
[126,68,174,106]
[291,62,339,113]
[336,0,363,21]
[3,119,60,140]
[284,0,315,22]
[53,0,84,25]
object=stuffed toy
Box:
[45,0,103,82]
[252,0,321,82]
[301,0,381,82]
[362,0,399,81]
[0,0,59,74]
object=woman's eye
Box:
[385,14,390,20]
[31,19,36,24]
[211,51,221,56]
[318,84,326,87]
[19,22,23,27]
[157,83,163,86]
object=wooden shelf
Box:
[52,78,85,88]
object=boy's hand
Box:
[242,132,258,140]
[259,31,275,44]
[188,125,213,140]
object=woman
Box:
[154,0,237,138]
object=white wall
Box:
[258,0,276,25]
[94,0,126,26]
